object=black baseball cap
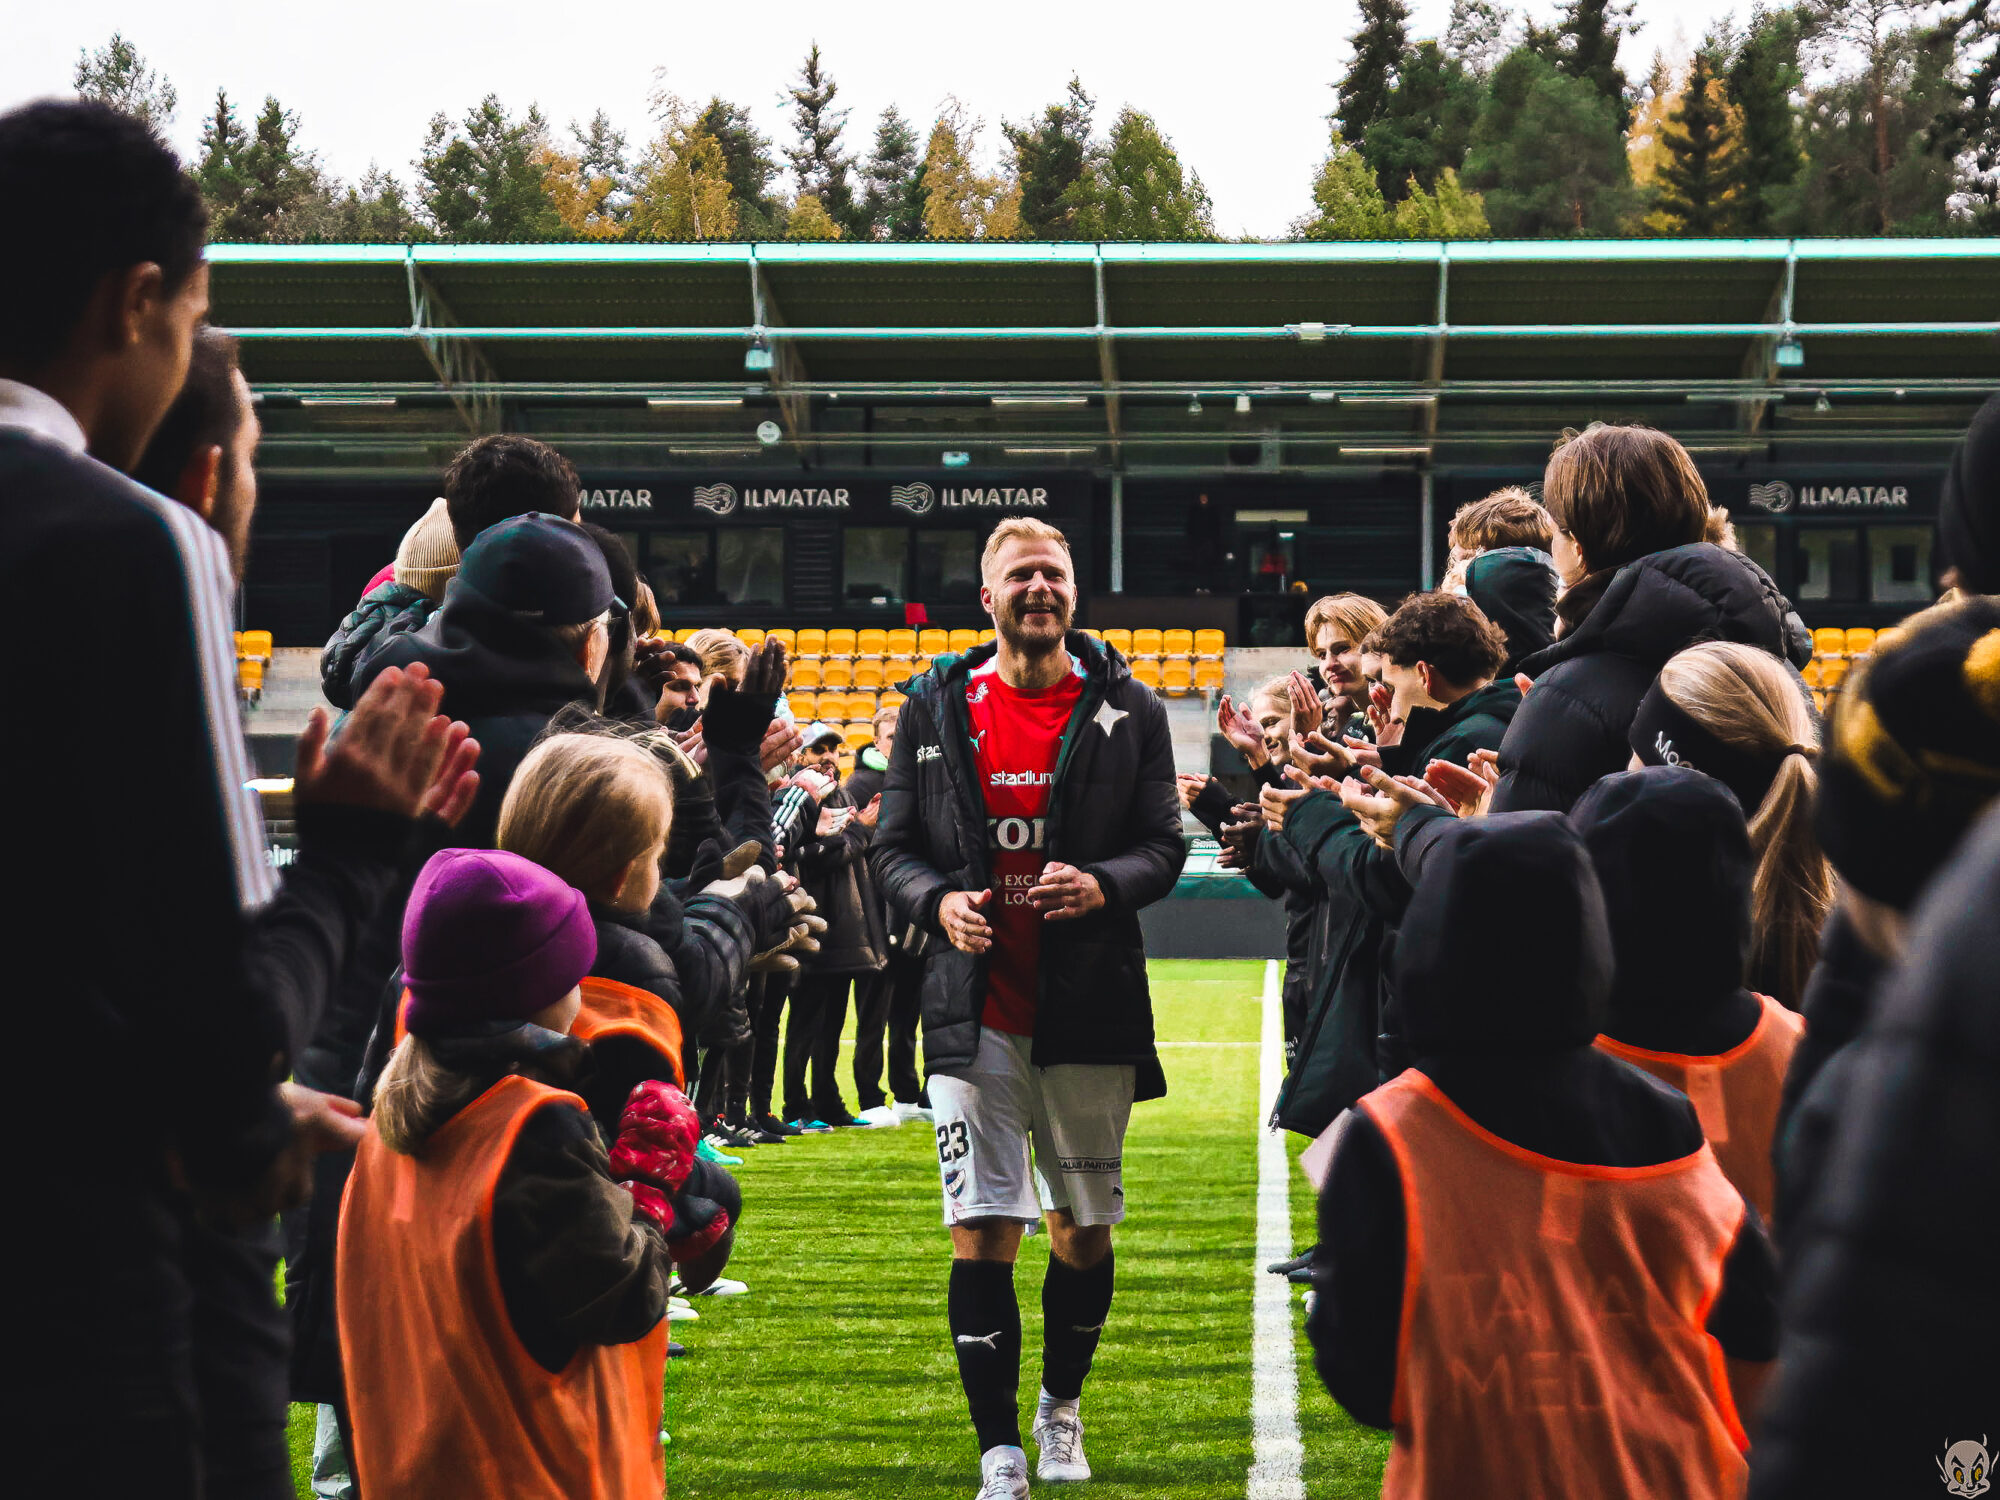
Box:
[458,513,615,626]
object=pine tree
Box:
[1003,76,1095,237]
[1928,0,1999,226]
[1464,47,1640,234]
[73,33,177,132]
[571,111,635,223]
[1392,168,1493,237]
[1335,0,1412,152]
[1068,108,1213,240]
[1295,131,1392,237]
[1656,49,1741,233]
[859,107,927,240]
[694,99,782,237]
[785,192,843,239]
[193,90,252,235]
[1532,0,1637,129]
[1364,39,1485,198]
[785,45,859,234]
[326,167,420,242]
[418,97,566,241]
[1725,6,1808,231]
[628,96,737,240]
[920,102,1007,239]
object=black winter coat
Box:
[796,783,889,975]
[870,633,1185,1098]
[1749,806,2000,1500]
[1493,544,1792,814]
[320,580,439,710]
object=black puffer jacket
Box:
[1749,806,2000,1499]
[1493,543,1791,814]
[320,579,439,710]
[870,633,1185,1098]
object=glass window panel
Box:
[914,531,981,605]
[1795,528,1862,602]
[1869,525,1933,604]
[1734,523,1779,581]
[716,528,784,606]
[644,532,712,607]
[844,527,907,604]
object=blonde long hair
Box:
[372,1037,478,1155]
[1654,642,1833,1008]
[496,734,673,903]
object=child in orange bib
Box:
[1308,813,1777,1500]
[339,848,695,1500]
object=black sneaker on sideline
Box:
[816,1102,866,1128]
[727,1111,782,1145]
[752,1112,803,1138]
[1266,1247,1316,1276]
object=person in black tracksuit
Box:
[847,709,930,1117]
[871,521,1183,1495]
[1459,544,1557,675]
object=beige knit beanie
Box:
[394,498,460,603]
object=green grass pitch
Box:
[286,958,1391,1496]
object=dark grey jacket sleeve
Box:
[1080,690,1186,914]
[869,692,957,934]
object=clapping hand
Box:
[1216,694,1267,768]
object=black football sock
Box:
[1040,1249,1114,1404]
[949,1259,1023,1452]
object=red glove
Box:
[607,1080,699,1197]
[623,1180,675,1237]
[668,1206,731,1263]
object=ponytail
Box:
[371,1034,478,1155]
[1655,642,1834,1009]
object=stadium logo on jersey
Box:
[891,483,937,516]
[989,769,1053,789]
[1746,481,1793,513]
[693,484,737,516]
[988,815,1047,851]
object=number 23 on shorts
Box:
[936,1121,969,1164]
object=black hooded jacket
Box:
[359,575,603,850]
[1748,805,2000,1499]
[1939,390,2000,595]
[1463,545,1558,675]
[1493,543,1792,814]
[1306,814,1778,1429]
[869,632,1185,1096]
[320,579,439,710]
[1570,768,1764,1057]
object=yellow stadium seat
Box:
[949,629,979,653]
[837,754,856,777]
[979,629,996,644]
[790,660,822,690]
[1161,659,1194,695]
[1813,627,1846,657]
[1844,627,1877,656]
[796,628,827,658]
[845,725,875,750]
[856,628,888,657]
[674,627,701,643]
[1163,629,1194,657]
[735,628,766,649]
[887,628,918,657]
[1100,628,1132,656]
[1873,626,1905,653]
[1079,627,1102,640]
[237,658,265,697]
[765,628,796,652]
[880,691,907,713]
[911,656,932,676]
[1802,660,1824,688]
[848,691,879,717]
[918,628,949,656]
[240,629,273,661]
[1131,628,1163,658]
[1130,659,1163,692]
[788,691,818,719]
[821,658,853,690]
[1821,658,1850,688]
[825,628,857,659]
[853,660,886,691]
[1194,628,1226,658]
[814,693,849,721]
[884,657,915,685]
[1194,660,1225,692]
[232,630,244,653]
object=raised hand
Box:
[1288,671,1325,739]
[1216,694,1267,767]
[296,662,480,821]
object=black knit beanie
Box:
[1817,596,2000,909]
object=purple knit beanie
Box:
[401,848,596,1036]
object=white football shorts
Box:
[927,1026,1137,1228]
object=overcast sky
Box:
[8,0,1757,237]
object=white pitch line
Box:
[1249,959,1305,1500]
